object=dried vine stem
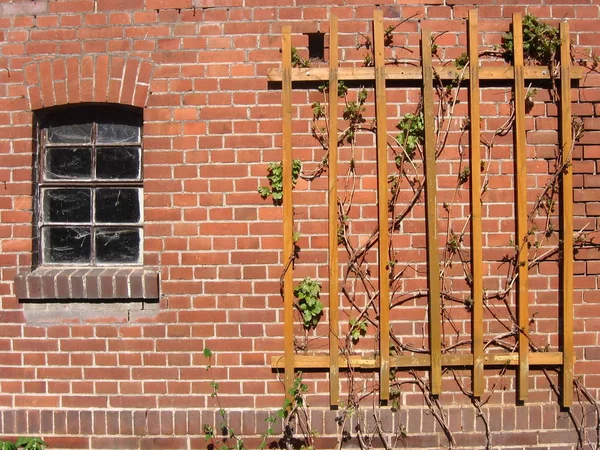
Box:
[451,369,492,450]
[265,16,600,450]
[573,378,600,450]
[410,370,456,449]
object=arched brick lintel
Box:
[22,55,153,111]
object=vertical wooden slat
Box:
[421,28,442,396]
[328,15,340,407]
[512,13,529,403]
[373,9,391,401]
[281,26,295,399]
[467,9,484,398]
[559,21,574,408]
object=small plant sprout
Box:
[349,318,368,344]
[294,278,323,329]
[501,14,560,65]
[396,112,425,160]
[291,47,310,68]
[0,438,47,450]
[258,159,302,205]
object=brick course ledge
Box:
[14,268,159,301]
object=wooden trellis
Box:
[268,10,581,408]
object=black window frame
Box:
[35,104,144,267]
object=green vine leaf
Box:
[0,442,17,450]
[317,80,348,98]
[396,111,425,161]
[458,167,470,186]
[291,47,310,68]
[501,14,560,65]
[258,159,302,206]
[455,52,469,69]
[294,278,323,329]
[311,101,325,119]
[15,438,46,450]
[349,318,368,344]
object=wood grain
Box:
[512,13,530,403]
[281,26,295,399]
[468,9,484,399]
[421,28,442,396]
[559,21,574,409]
[328,15,340,407]
[373,9,391,401]
[267,66,583,82]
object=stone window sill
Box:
[14,267,159,301]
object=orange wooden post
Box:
[559,21,574,408]
[328,15,340,407]
[281,26,295,399]
[512,13,530,403]
[468,9,484,398]
[421,28,442,396]
[373,9,391,401]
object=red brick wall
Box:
[0,0,599,448]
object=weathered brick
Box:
[1,2,600,447]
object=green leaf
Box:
[455,52,468,69]
[258,186,271,199]
[358,88,368,103]
[0,442,17,450]
[259,160,302,205]
[294,278,323,329]
[203,347,212,358]
[16,438,46,450]
[291,47,310,68]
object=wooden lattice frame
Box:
[268,10,581,408]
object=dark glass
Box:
[45,147,92,180]
[97,122,140,144]
[95,228,140,263]
[96,147,140,180]
[44,227,91,264]
[95,189,140,223]
[43,189,91,223]
[47,123,92,144]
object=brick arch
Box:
[22,55,153,111]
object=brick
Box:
[97,0,143,9]
[43,437,89,449]
[1,2,48,16]
[91,437,140,449]
[1,3,600,448]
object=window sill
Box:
[14,267,159,301]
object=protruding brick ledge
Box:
[14,268,159,301]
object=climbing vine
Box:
[253,14,600,450]
[258,159,302,205]
[294,277,323,329]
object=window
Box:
[306,32,325,61]
[14,105,157,302]
[37,106,143,266]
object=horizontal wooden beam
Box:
[267,65,583,82]
[271,352,563,369]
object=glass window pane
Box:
[97,122,140,144]
[44,227,91,264]
[43,189,91,223]
[96,147,141,180]
[45,147,92,180]
[95,188,140,223]
[47,123,92,144]
[95,228,140,263]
